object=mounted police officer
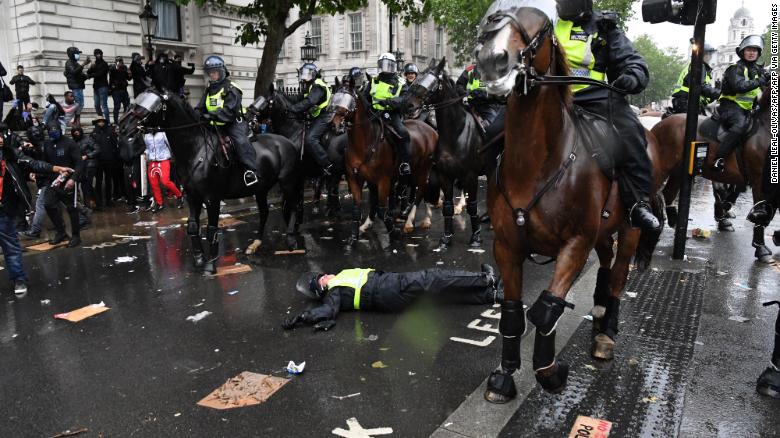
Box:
[671,42,720,115]
[349,66,366,91]
[456,63,501,132]
[198,55,258,186]
[554,0,660,233]
[711,35,769,173]
[288,63,334,175]
[368,53,412,179]
[402,63,419,93]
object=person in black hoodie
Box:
[9,65,36,107]
[93,116,121,208]
[63,46,91,108]
[87,48,110,121]
[148,52,177,92]
[0,122,72,293]
[73,126,100,209]
[172,54,196,97]
[120,130,146,214]
[129,53,150,98]
[109,56,131,124]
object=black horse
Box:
[252,85,347,217]
[118,89,302,274]
[407,58,487,249]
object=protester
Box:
[63,47,90,108]
[43,91,81,132]
[0,122,73,293]
[129,53,149,98]
[9,65,36,107]
[148,52,177,92]
[0,61,7,118]
[109,56,131,124]
[172,54,196,97]
[284,265,502,331]
[87,48,110,121]
[143,129,183,213]
[73,126,99,209]
[93,116,121,208]
[120,132,145,214]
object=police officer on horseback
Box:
[349,66,366,90]
[288,63,335,175]
[199,55,258,186]
[555,0,660,233]
[711,35,769,173]
[402,63,419,93]
[671,42,720,115]
[368,53,412,179]
[456,63,501,132]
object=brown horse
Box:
[475,4,678,403]
[329,76,438,244]
[653,88,774,262]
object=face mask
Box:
[74,53,80,61]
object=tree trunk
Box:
[254,27,286,98]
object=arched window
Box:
[742,19,746,26]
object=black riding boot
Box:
[757,301,780,398]
[628,201,662,233]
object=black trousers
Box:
[471,102,501,126]
[82,166,98,206]
[224,120,257,173]
[111,90,130,125]
[304,117,331,167]
[574,92,653,204]
[124,158,142,206]
[385,112,411,164]
[365,269,495,312]
[715,100,750,160]
[44,187,80,238]
[95,161,122,205]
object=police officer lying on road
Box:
[283,264,503,331]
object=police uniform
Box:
[199,56,258,183]
[283,266,501,331]
[671,61,720,114]
[289,75,333,172]
[554,9,659,231]
[368,72,412,174]
[456,64,501,127]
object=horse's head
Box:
[476,0,559,97]
[406,57,450,111]
[328,76,358,131]
[118,88,167,145]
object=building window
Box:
[276,79,284,90]
[152,0,181,41]
[742,19,746,26]
[349,13,363,51]
[311,17,322,54]
[413,24,421,55]
[434,27,443,59]
[740,32,745,40]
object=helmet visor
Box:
[251,96,268,112]
[378,59,397,73]
[299,66,316,82]
[329,92,356,112]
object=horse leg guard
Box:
[774,230,780,247]
[187,220,205,269]
[377,206,397,238]
[439,202,454,248]
[757,302,780,398]
[467,200,482,247]
[592,297,620,360]
[528,291,573,393]
[203,226,220,275]
[753,225,773,262]
[666,206,678,227]
[591,267,611,322]
[349,204,361,244]
[484,300,525,404]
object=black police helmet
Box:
[295,271,326,299]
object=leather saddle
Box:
[699,112,755,144]
[571,105,619,180]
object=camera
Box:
[642,0,717,25]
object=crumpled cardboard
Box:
[215,264,252,276]
[568,415,612,438]
[197,371,289,410]
[54,302,110,322]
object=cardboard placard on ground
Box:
[215,264,252,276]
[274,249,306,255]
[27,241,68,251]
[197,371,289,410]
[568,415,612,438]
[218,217,246,228]
[54,303,110,322]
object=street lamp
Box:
[139,0,158,60]
[300,31,317,63]
[394,50,405,73]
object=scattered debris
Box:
[214,265,252,276]
[227,290,239,296]
[54,302,109,322]
[333,417,392,438]
[27,241,68,251]
[392,249,398,254]
[274,249,306,255]
[728,316,750,323]
[628,357,639,367]
[11,334,18,338]
[114,256,137,264]
[197,371,289,410]
[568,416,611,438]
[174,413,181,417]
[379,347,390,352]
[245,239,262,255]
[582,315,594,321]
[436,261,444,265]
[320,236,334,240]
[186,311,212,323]
[371,361,388,369]
[112,234,151,240]
[51,428,89,438]
[694,341,704,346]
[218,217,246,228]
[432,248,442,253]
[286,361,306,374]
[40,299,51,305]
[691,228,711,238]
[716,271,728,276]
[364,334,379,342]
[408,371,416,376]
[406,243,419,247]
[157,224,182,230]
[642,396,658,403]
[733,283,752,290]
[467,248,486,254]
[626,292,637,298]
[584,364,597,371]
[226,228,236,232]
[133,221,158,227]
[330,393,361,400]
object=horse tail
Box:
[633,192,665,270]
[424,170,441,205]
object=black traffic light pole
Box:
[672,0,708,259]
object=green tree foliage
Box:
[427,0,638,65]
[630,34,686,106]
[180,0,426,97]
[760,23,770,65]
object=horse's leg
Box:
[246,190,268,255]
[202,200,222,276]
[286,181,304,250]
[438,178,455,249]
[403,175,425,233]
[377,177,399,239]
[713,182,735,232]
[749,186,774,263]
[527,238,591,393]
[347,176,363,246]
[466,179,482,248]
[186,194,205,270]
[420,202,433,230]
[403,204,418,234]
[590,227,639,360]
[591,235,616,322]
[454,189,467,215]
[326,175,341,217]
[360,183,376,234]
[662,170,681,227]
[311,177,322,216]
[484,240,524,404]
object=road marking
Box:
[333,417,393,437]
[450,335,497,347]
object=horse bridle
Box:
[411,72,468,111]
[130,90,205,132]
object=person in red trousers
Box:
[143,129,183,213]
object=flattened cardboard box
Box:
[198,371,289,410]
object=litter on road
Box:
[54,302,110,322]
[186,311,212,323]
[286,361,306,374]
[114,256,137,264]
[197,371,289,410]
[330,393,361,400]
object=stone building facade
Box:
[711,5,755,81]
[0,0,458,115]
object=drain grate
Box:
[500,270,705,438]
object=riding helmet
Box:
[204,55,227,83]
[736,35,764,58]
[349,66,365,87]
[299,63,318,83]
[556,0,593,23]
[296,271,327,299]
[404,63,419,75]
[378,52,397,74]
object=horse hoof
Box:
[454,206,463,215]
[193,254,205,269]
[403,225,414,234]
[245,239,262,255]
[420,219,432,230]
[592,333,615,360]
[756,367,780,398]
[203,262,216,276]
[755,245,773,263]
[773,231,780,247]
[717,219,734,232]
[726,210,736,219]
[469,235,482,248]
[535,360,569,393]
[484,370,516,404]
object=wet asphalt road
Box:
[1,181,778,437]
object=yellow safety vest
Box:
[554,19,606,94]
[205,81,243,126]
[719,66,761,111]
[304,78,332,118]
[370,77,402,111]
[326,268,375,310]
[467,69,485,100]
[673,63,714,104]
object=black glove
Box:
[612,75,638,93]
[202,113,214,122]
[313,319,336,331]
[758,71,770,87]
